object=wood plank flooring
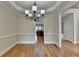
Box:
[62,40,79,57]
[37,36,44,43]
[2,44,61,57]
[62,40,75,57]
[2,40,79,57]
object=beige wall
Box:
[63,14,74,43]
[0,4,17,53]
[44,14,59,46]
[17,16,35,33]
[44,14,59,33]
[17,16,35,43]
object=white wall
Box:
[63,14,74,43]
[44,14,59,46]
[17,16,36,44]
[76,12,79,43]
[0,4,17,55]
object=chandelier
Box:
[25,2,45,21]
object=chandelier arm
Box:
[25,15,28,20]
[34,1,36,6]
[33,11,36,21]
[25,1,45,22]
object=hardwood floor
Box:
[2,44,61,57]
[2,40,79,57]
[62,40,75,57]
[62,40,79,57]
[37,36,44,43]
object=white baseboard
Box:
[64,38,74,44]
[0,42,17,57]
[17,41,36,44]
[44,41,58,46]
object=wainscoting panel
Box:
[17,33,36,44]
[0,33,17,56]
[44,33,59,47]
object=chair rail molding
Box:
[0,33,17,40]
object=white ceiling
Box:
[15,1,57,10]
[0,1,78,16]
[70,2,79,9]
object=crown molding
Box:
[0,1,78,16]
[9,1,24,12]
[60,1,78,13]
[9,1,62,13]
[46,2,62,12]
[64,9,79,14]
[0,1,19,16]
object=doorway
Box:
[61,13,75,56]
[35,18,44,44]
[37,30,44,43]
[36,25,44,43]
